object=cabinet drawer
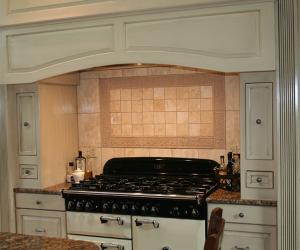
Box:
[67,212,131,239]
[15,193,65,211]
[16,209,66,238]
[208,204,276,225]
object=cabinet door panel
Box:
[17,92,37,156]
[246,82,273,159]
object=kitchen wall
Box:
[77,65,240,174]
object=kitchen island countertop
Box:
[13,182,71,195]
[0,232,99,250]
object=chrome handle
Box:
[256,119,262,124]
[238,212,245,218]
[256,177,263,183]
[162,247,172,250]
[35,228,46,233]
[100,243,124,250]
[36,200,42,205]
[234,246,249,250]
[135,218,159,228]
[23,121,30,127]
[100,216,124,225]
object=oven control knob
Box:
[67,200,76,210]
[191,208,199,218]
[169,207,180,217]
[111,203,120,213]
[131,204,138,214]
[84,201,94,212]
[150,206,159,215]
[121,204,129,213]
[102,202,110,213]
[75,201,85,211]
[141,205,149,215]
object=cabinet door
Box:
[16,209,66,238]
[246,82,273,159]
[17,92,37,156]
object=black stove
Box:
[62,157,218,220]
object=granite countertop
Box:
[14,183,71,195]
[207,188,277,207]
[0,232,99,250]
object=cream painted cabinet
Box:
[16,193,66,238]
[208,203,277,250]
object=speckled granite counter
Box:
[0,232,99,250]
[207,189,277,207]
[14,183,71,195]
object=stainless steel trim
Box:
[135,218,159,228]
[100,243,124,250]
[100,215,124,225]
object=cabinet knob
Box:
[36,200,42,205]
[256,177,263,183]
[23,121,30,127]
[24,170,31,175]
[238,212,245,218]
[256,119,262,125]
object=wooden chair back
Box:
[204,207,225,250]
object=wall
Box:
[77,65,240,174]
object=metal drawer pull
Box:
[256,119,262,124]
[35,228,46,233]
[234,246,249,250]
[24,170,32,175]
[36,200,42,205]
[100,243,124,250]
[135,218,159,228]
[100,216,124,225]
[238,212,245,218]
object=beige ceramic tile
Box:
[110,89,121,101]
[101,148,125,166]
[80,71,99,79]
[80,147,103,175]
[188,87,201,98]
[132,124,143,137]
[226,111,240,150]
[143,112,154,124]
[110,101,121,112]
[176,124,189,136]
[122,68,148,77]
[147,67,171,76]
[165,87,177,99]
[78,113,101,147]
[176,87,189,99]
[188,99,201,111]
[121,100,132,112]
[154,112,165,124]
[143,88,154,99]
[149,148,172,157]
[177,112,188,124]
[121,89,132,100]
[99,69,122,78]
[110,113,121,124]
[198,149,226,162]
[132,100,143,112]
[172,149,198,158]
[200,111,214,123]
[165,99,177,111]
[200,123,214,136]
[177,99,189,111]
[189,124,201,136]
[132,113,143,124]
[200,86,213,98]
[111,124,122,137]
[154,124,166,137]
[122,113,132,124]
[225,74,240,111]
[77,79,100,113]
[132,88,143,100]
[154,100,165,111]
[189,112,200,123]
[200,99,213,110]
[166,124,177,137]
[122,124,132,137]
[125,148,150,157]
[143,100,154,112]
[165,112,177,124]
[143,124,154,136]
[154,88,165,99]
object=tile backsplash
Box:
[78,65,240,174]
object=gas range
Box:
[62,157,218,219]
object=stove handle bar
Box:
[135,218,160,228]
[100,243,124,250]
[100,216,124,226]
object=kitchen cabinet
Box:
[7,74,79,188]
[16,193,66,238]
[208,203,277,250]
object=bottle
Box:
[66,162,74,183]
[219,155,227,175]
[227,152,233,175]
[75,151,86,172]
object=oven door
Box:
[68,234,132,250]
[132,216,205,250]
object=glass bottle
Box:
[75,151,86,172]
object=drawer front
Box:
[16,209,66,238]
[68,234,132,250]
[208,204,276,225]
[16,193,65,211]
[19,164,38,179]
[67,212,131,239]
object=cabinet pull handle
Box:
[23,121,30,127]
[100,216,124,225]
[135,218,159,228]
[100,243,124,250]
[36,200,42,205]
[24,170,31,175]
[256,119,262,125]
[238,212,245,218]
[35,228,46,233]
[256,177,263,183]
[234,246,249,250]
